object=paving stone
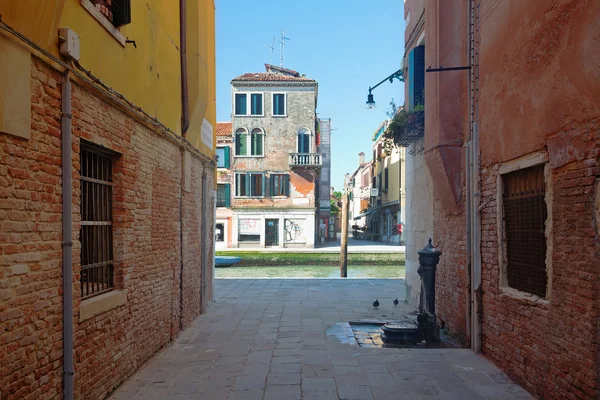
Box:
[264,384,301,400]
[233,375,266,391]
[267,373,301,385]
[337,385,373,400]
[302,377,337,391]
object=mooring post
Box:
[340,192,349,277]
[417,238,441,343]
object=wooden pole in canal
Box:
[340,192,349,277]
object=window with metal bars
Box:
[502,165,548,297]
[80,143,115,299]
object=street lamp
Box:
[366,68,404,110]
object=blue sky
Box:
[216,1,405,190]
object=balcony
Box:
[289,153,322,169]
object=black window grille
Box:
[503,165,547,297]
[80,144,114,298]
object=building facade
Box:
[369,121,406,244]
[346,153,372,235]
[216,122,234,249]
[222,64,328,248]
[0,2,216,399]
[403,0,600,398]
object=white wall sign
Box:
[201,118,213,150]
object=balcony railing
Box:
[289,153,322,168]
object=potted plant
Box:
[91,0,113,22]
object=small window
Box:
[503,165,548,297]
[251,94,263,115]
[297,128,311,153]
[251,128,264,156]
[90,0,131,28]
[384,168,389,190]
[235,128,248,156]
[217,184,231,207]
[235,93,247,115]
[216,146,230,168]
[235,173,265,197]
[238,218,260,242]
[80,143,115,298]
[271,174,290,197]
[273,93,286,116]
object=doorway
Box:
[265,219,279,247]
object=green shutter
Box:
[224,146,230,168]
[284,174,290,196]
[262,174,266,197]
[225,184,231,207]
[245,173,251,197]
[235,94,247,115]
[270,175,275,196]
[237,134,247,155]
[251,94,262,115]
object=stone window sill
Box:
[79,289,127,322]
[80,0,126,47]
[499,286,549,306]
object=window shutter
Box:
[262,175,266,197]
[224,146,230,168]
[235,94,247,115]
[112,0,131,27]
[238,134,247,155]
[270,175,275,196]
[225,184,231,207]
[245,173,251,197]
[257,133,263,155]
[408,45,425,110]
[284,174,290,196]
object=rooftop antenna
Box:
[279,31,290,67]
[266,36,277,65]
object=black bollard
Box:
[417,238,441,343]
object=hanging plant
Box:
[383,104,425,148]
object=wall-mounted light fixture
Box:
[366,68,404,110]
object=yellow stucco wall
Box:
[0,0,215,154]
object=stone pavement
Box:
[109,279,532,400]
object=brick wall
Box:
[1,57,214,400]
[431,165,468,341]
[480,125,600,399]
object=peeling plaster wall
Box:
[404,147,434,307]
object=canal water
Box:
[215,265,405,279]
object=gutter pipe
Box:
[180,0,190,135]
[61,71,74,400]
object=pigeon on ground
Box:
[373,299,379,309]
[393,298,399,307]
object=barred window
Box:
[502,165,547,297]
[80,143,115,298]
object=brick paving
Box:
[109,279,532,400]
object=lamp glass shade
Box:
[366,93,376,109]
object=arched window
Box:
[297,128,311,153]
[251,128,264,156]
[235,128,248,155]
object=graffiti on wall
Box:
[284,219,305,243]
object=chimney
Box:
[358,152,365,165]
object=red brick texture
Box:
[479,124,600,399]
[1,57,214,400]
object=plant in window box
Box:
[91,0,113,22]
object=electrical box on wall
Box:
[58,28,80,61]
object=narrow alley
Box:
[109,279,532,400]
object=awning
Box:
[353,208,376,220]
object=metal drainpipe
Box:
[201,170,208,314]
[180,0,189,135]
[467,0,482,353]
[61,70,74,400]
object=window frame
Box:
[235,127,265,157]
[270,173,290,197]
[272,92,287,117]
[216,146,231,168]
[217,183,231,207]
[297,128,312,154]
[79,141,116,299]
[80,0,129,46]
[497,151,552,303]
[234,92,264,117]
[234,172,265,198]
